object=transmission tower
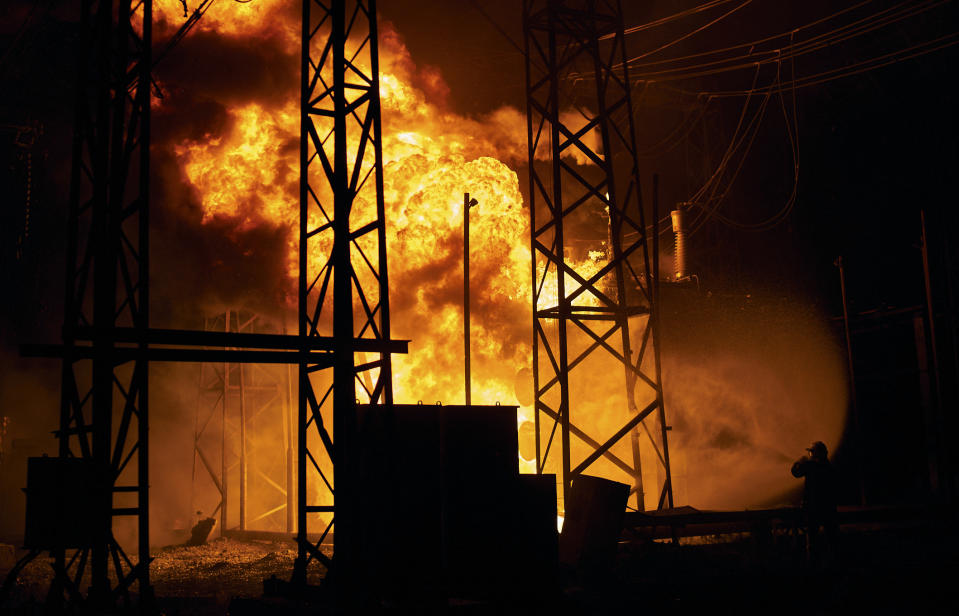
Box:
[10,0,403,607]
[293,0,402,585]
[192,310,295,536]
[524,0,674,511]
[50,0,153,607]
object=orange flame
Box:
[161,1,848,512]
[164,1,542,470]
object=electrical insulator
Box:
[671,207,687,280]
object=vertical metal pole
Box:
[368,0,393,405]
[238,362,247,530]
[523,2,542,475]
[835,256,865,505]
[591,23,644,511]
[137,1,152,593]
[464,192,471,406]
[58,0,93,593]
[295,0,310,581]
[90,0,119,600]
[331,0,357,586]
[286,361,295,533]
[651,175,673,510]
[546,11,572,508]
[221,312,230,532]
[54,0,152,605]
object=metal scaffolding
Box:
[52,0,153,607]
[293,0,399,585]
[524,0,673,511]
[192,310,295,535]
[14,0,403,607]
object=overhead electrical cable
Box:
[627,0,753,62]
[605,0,745,38]
[692,53,801,233]
[686,62,777,235]
[623,0,878,73]
[623,0,950,84]
[706,29,959,97]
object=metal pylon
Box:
[14,0,404,606]
[524,0,673,512]
[192,310,295,536]
[54,0,152,608]
[293,0,398,585]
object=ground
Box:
[2,523,959,614]
[1,537,328,615]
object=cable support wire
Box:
[623,0,879,73]
[684,64,774,234]
[704,28,959,97]
[568,0,953,93]
[687,53,800,235]
[605,0,747,38]
[625,58,788,242]
[154,0,219,69]
[625,0,754,63]
[592,1,955,237]
[624,0,954,85]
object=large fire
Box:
[158,1,540,474]
[155,1,847,518]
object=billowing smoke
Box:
[661,297,848,509]
[147,0,850,535]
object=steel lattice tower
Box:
[524,0,673,511]
[192,311,295,536]
[20,0,400,604]
[55,0,153,607]
[293,0,399,584]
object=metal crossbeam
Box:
[524,0,673,512]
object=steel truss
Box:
[54,0,153,608]
[192,311,295,536]
[13,0,402,607]
[294,0,397,584]
[524,0,673,511]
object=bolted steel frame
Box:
[11,0,406,607]
[192,311,296,536]
[293,0,400,585]
[523,0,674,512]
[54,0,153,608]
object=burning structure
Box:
[2,0,958,612]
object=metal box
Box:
[23,457,98,549]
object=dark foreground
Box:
[3,521,959,615]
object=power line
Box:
[624,0,951,85]
[627,0,753,62]
[604,0,747,39]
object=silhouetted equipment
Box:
[185,517,217,546]
[524,0,674,512]
[355,404,558,601]
[23,457,97,550]
[294,0,402,589]
[41,0,155,607]
[512,473,560,592]
[671,205,688,280]
[192,310,296,536]
[558,475,629,569]
[17,0,407,607]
